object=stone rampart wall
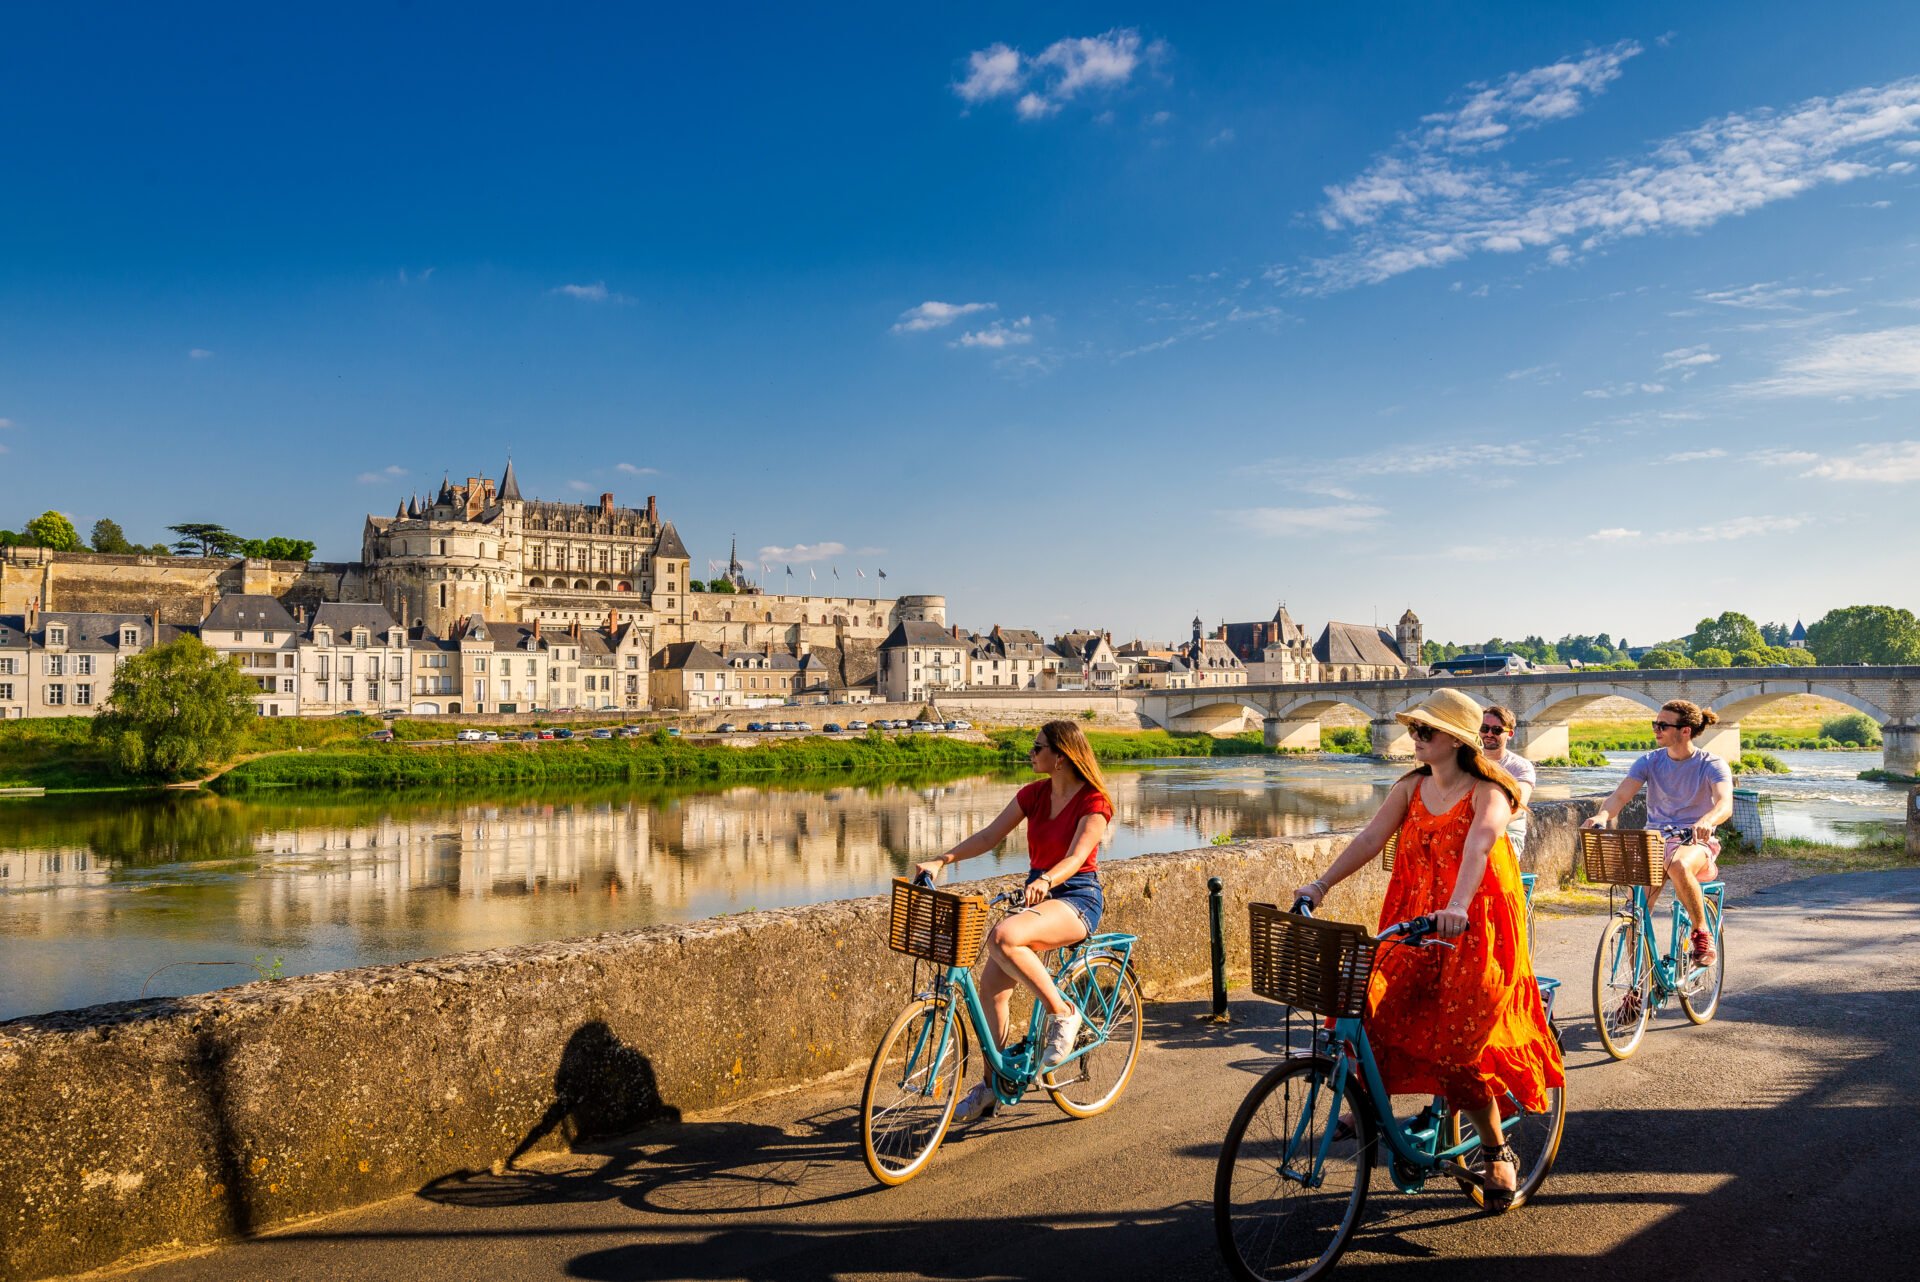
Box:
[0,798,1601,1281]
[0,549,335,624]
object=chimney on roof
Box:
[151,607,160,642]
[571,619,580,639]
[645,495,658,523]
[600,492,615,515]
[608,608,618,632]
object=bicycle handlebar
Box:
[1292,899,1450,947]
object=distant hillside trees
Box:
[166,523,314,560]
[1807,606,1920,665]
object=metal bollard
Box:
[1908,785,1920,862]
[1208,876,1229,1021]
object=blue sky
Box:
[3,3,1918,648]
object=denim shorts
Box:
[1025,869,1103,938]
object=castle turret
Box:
[1396,608,1423,667]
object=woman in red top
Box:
[915,719,1114,1123]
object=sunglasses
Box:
[1408,724,1438,743]
[1029,740,1050,756]
[1479,724,1507,737]
[1651,720,1681,732]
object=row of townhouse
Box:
[0,597,658,720]
[875,621,1249,703]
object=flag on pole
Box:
[856,568,865,579]
[785,565,793,577]
[809,567,816,581]
[832,567,840,579]
[878,569,887,579]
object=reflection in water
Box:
[0,750,1901,1019]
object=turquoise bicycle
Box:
[1583,829,1726,1060]
[1214,899,1566,1282]
[859,874,1142,1185]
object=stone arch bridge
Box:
[1135,665,1920,776]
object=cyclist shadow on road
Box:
[418,1019,879,1216]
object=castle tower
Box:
[1396,608,1423,667]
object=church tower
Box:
[1396,608,1424,667]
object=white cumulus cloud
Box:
[356,465,408,485]
[953,29,1161,120]
[893,300,995,333]
[757,541,847,563]
[615,462,659,476]
[1659,345,1720,372]
[953,317,1033,348]
[189,348,214,360]
[1798,440,1920,482]
[550,282,632,303]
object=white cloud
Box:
[954,316,1033,348]
[1206,127,1236,149]
[567,480,595,493]
[615,462,659,476]
[1663,448,1727,463]
[1698,281,1850,310]
[189,348,214,360]
[1230,505,1387,536]
[1504,363,1561,383]
[893,300,995,333]
[1798,440,1920,482]
[1659,345,1720,372]
[550,282,632,303]
[954,29,1159,120]
[1746,325,1920,398]
[1583,382,1668,399]
[1754,448,1820,466]
[955,43,1022,103]
[1587,527,1642,541]
[757,541,847,563]
[356,465,408,485]
[0,418,12,428]
[398,266,435,286]
[1310,73,1920,290]
[1654,514,1810,543]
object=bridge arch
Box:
[1515,684,1666,723]
[1710,681,1892,725]
[1161,697,1267,735]
[1268,692,1390,723]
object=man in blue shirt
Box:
[1582,699,1733,966]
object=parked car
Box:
[716,723,739,733]
[944,719,972,731]
[379,708,406,719]
[518,730,538,741]
[536,728,555,740]
[847,720,868,731]
[909,720,937,732]
[457,729,483,741]
[665,727,681,736]
[590,728,614,739]
[365,729,395,742]
[554,728,574,740]
[615,726,643,738]
[823,723,842,734]
[746,722,766,732]
[480,731,500,743]
[336,708,367,717]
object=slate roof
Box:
[880,621,963,649]
[1312,622,1407,669]
[202,595,299,633]
[654,522,691,560]
[653,641,726,671]
[305,603,402,641]
[0,612,187,652]
[500,457,523,502]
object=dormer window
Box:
[48,626,66,646]
[354,630,368,649]
[122,628,139,646]
[317,630,331,647]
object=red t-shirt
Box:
[1015,779,1114,875]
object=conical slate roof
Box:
[655,521,690,559]
[500,457,522,502]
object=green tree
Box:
[0,529,22,547]
[1637,647,1694,669]
[24,510,82,551]
[90,518,136,554]
[238,536,317,561]
[1693,647,1734,668]
[1689,611,1764,657]
[92,635,258,779]
[1819,713,1881,747]
[706,577,738,594]
[687,579,706,593]
[168,522,245,558]
[1778,645,1817,667]
[1806,606,1920,665]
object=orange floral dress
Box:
[1366,780,1564,1111]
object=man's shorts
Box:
[1661,829,1721,882]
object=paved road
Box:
[93,866,1920,1281]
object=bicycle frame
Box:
[1617,879,1726,998]
[909,931,1138,1107]
[1286,1019,1480,1192]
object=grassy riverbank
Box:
[0,717,370,791]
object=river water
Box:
[0,750,1902,1020]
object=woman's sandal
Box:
[1479,1142,1519,1212]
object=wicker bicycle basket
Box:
[887,879,989,967]
[1248,902,1379,1018]
[1580,829,1668,889]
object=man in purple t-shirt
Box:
[1583,699,1733,966]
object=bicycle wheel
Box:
[1592,913,1652,1060]
[1447,1027,1567,1210]
[860,997,969,1186]
[1679,898,1725,1025]
[1044,954,1142,1118]
[1214,1059,1373,1282]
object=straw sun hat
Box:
[1395,687,1488,751]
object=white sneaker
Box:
[952,1083,997,1123]
[1041,1011,1084,1069]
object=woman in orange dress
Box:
[1292,688,1563,1210]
